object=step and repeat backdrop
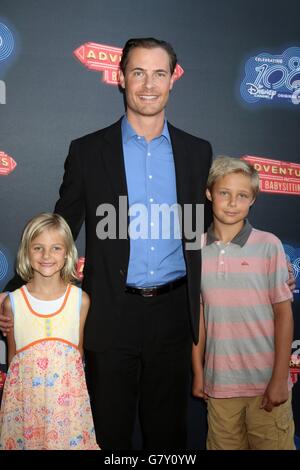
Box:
[0,0,299,449]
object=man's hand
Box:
[287,262,296,292]
[0,292,13,337]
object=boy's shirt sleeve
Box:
[268,236,293,304]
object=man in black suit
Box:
[1,38,212,449]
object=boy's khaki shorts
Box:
[207,393,295,450]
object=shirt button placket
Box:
[218,245,226,275]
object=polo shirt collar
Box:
[206,219,253,247]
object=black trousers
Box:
[85,283,192,450]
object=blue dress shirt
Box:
[121,115,186,287]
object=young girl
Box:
[0,213,99,450]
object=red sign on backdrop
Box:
[0,151,17,176]
[242,155,300,196]
[290,368,300,384]
[73,42,184,85]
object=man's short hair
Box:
[120,37,177,75]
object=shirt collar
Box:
[206,219,253,247]
[121,115,171,144]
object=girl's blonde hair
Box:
[207,156,260,197]
[16,213,78,283]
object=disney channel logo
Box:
[0,22,14,62]
[0,244,13,293]
[240,47,300,106]
[283,243,300,295]
[0,248,9,282]
[0,22,15,104]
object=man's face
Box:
[119,47,175,120]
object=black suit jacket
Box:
[54,118,212,350]
[6,118,212,351]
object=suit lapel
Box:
[101,119,128,199]
[168,123,190,207]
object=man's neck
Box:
[126,111,165,142]
[212,219,244,244]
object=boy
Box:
[192,156,295,450]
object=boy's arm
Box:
[3,296,16,366]
[78,291,90,358]
[192,304,208,400]
[261,299,293,412]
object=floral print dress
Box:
[0,285,99,450]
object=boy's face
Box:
[206,172,255,227]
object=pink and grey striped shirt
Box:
[201,220,293,398]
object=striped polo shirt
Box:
[201,220,293,398]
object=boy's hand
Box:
[260,379,289,412]
[192,372,209,401]
[0,293,13,336]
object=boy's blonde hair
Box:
[207,156,260,197]
[17,213,78,283]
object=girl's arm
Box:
[78,290,90,358]
[3,296,16,366]
[261,299,293,412]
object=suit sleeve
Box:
[204,142,213,231]
[54,140,85,240]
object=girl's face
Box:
[29,228,67,280]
